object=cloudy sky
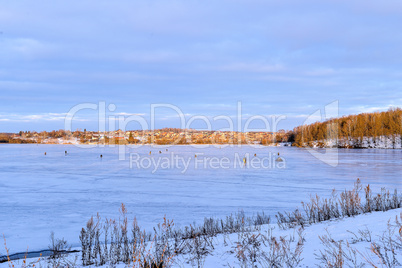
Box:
[1,0,402,132]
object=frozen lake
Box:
[0,144,401,253]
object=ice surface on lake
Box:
[0,144,401,253]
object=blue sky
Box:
[1,0,402,132]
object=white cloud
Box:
[113,112,146,116]
[348,105,396,114]
[217,62,285,73]
[0,113,91,122]
[0,38,56,60]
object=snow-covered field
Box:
[0,144,401,257]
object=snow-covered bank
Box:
[2,209,402,267]
[307,135,402,149]
[199,208,402,267]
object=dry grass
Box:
[2,235,42,268]
[276,179,402,230]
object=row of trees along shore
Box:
[291,108,402,147]
[1,108,401,146]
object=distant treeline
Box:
[291,108,402,147]
[2,108,401,147]
[0,133,37,144]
